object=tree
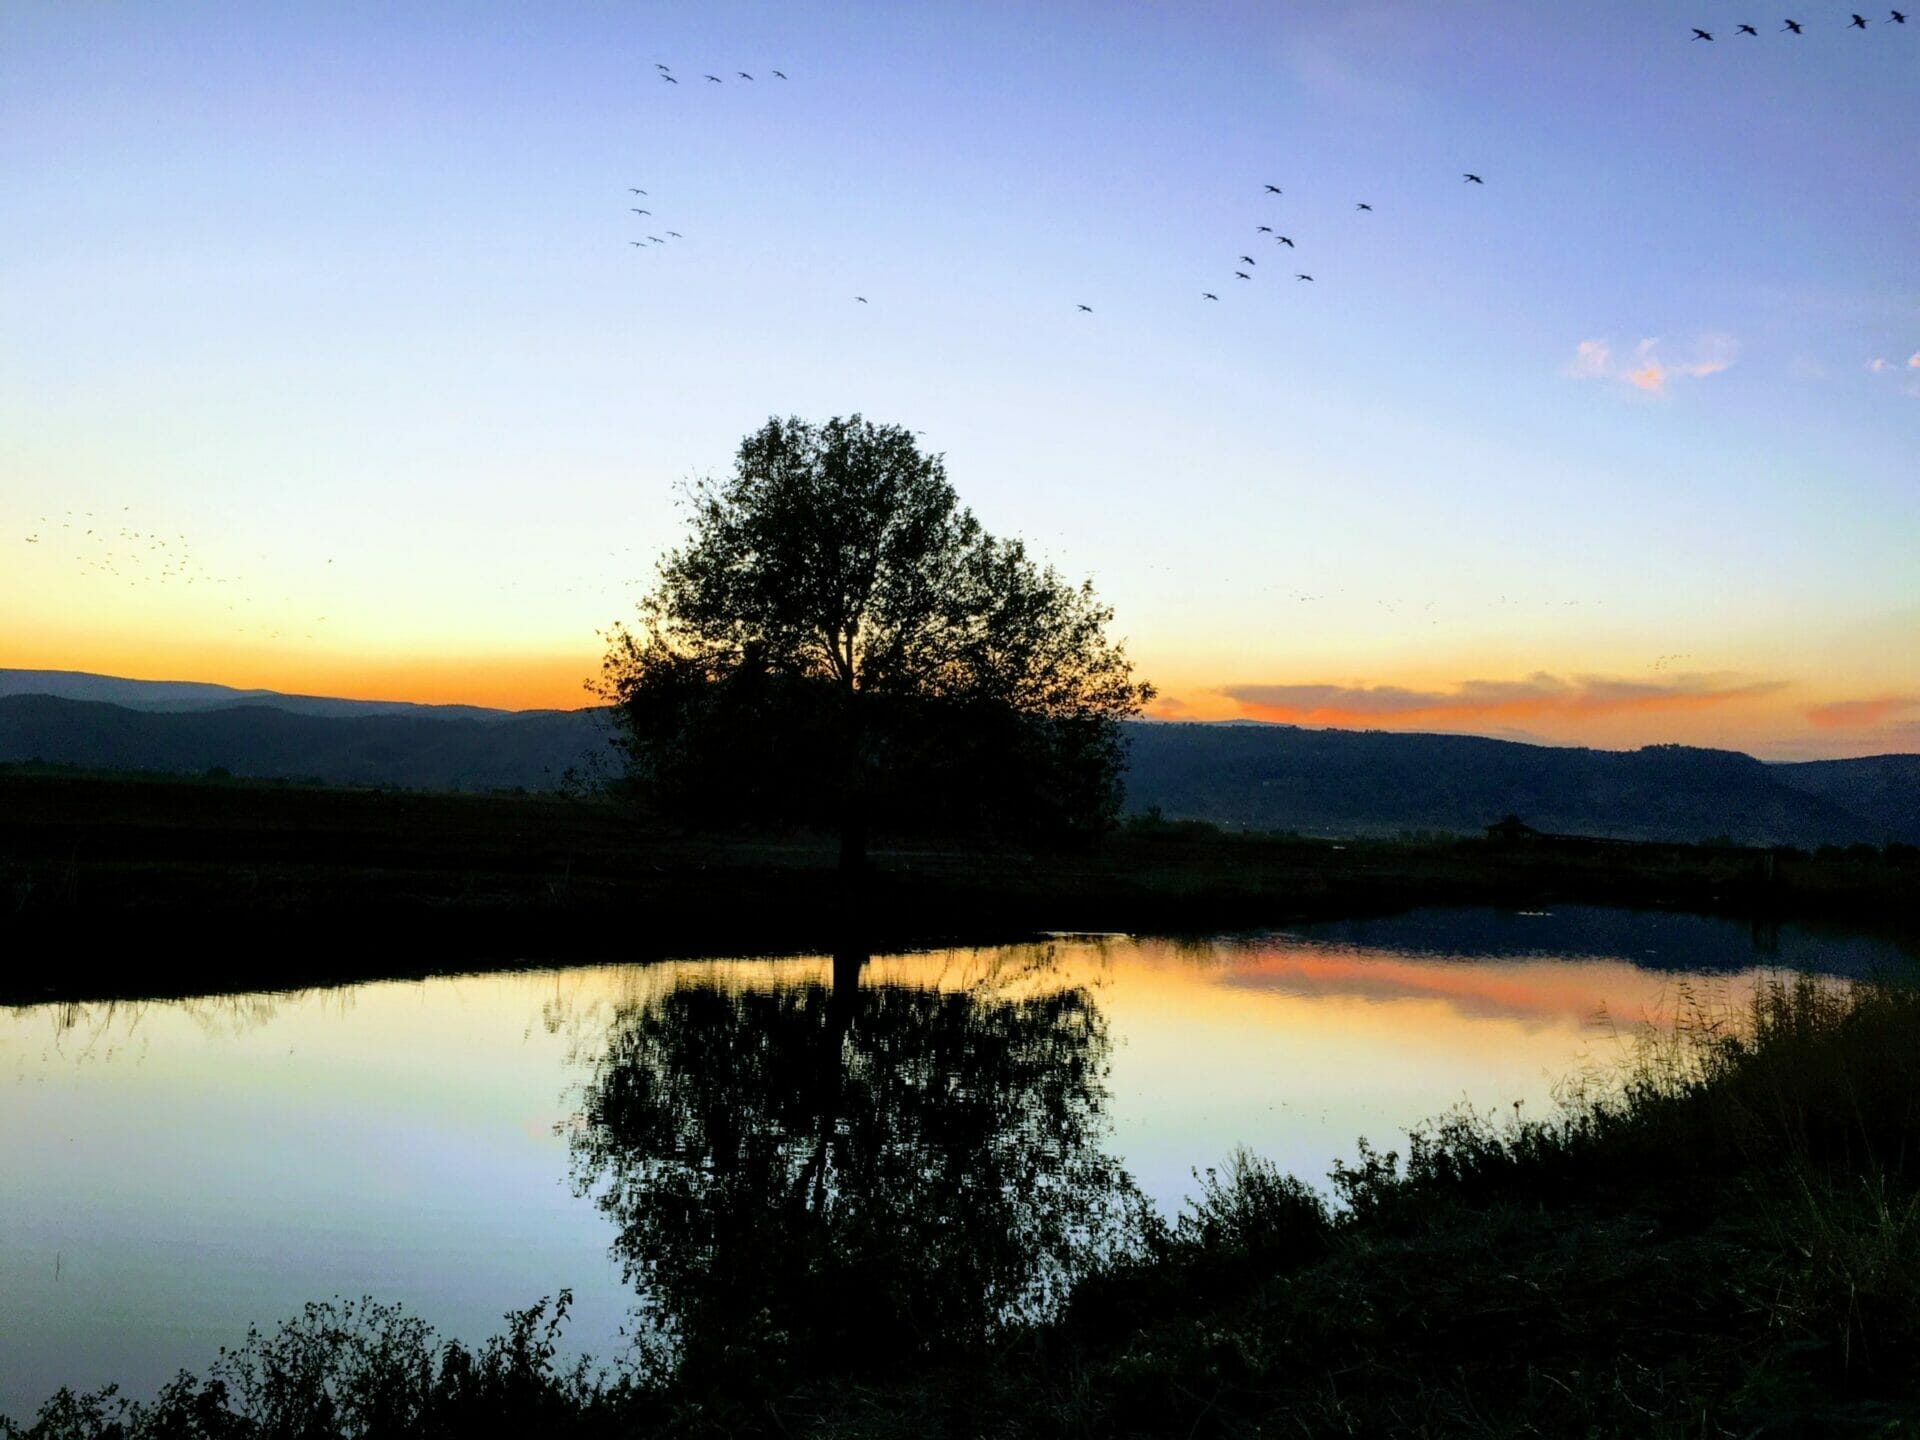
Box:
[566,949,1146,1400]
[598,415,1153,871]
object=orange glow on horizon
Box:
[2,637,603,712]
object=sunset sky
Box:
[4,1,1915,759]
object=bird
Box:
[1264,184,1282,194]
[630,208,650,214]
[1295,273,1314,281]
[655,63,670,71]
[1737,23,1758,34]
[737,71,754,79]
[1692,28,1714,40]
[855,295,868,303]
[1256,225,1273,233]
[1355,202,1373,211]
[1850,13,1868,27]
[1202,292,1219,300]
[1893,10,1908,21]
[771,69,788,78]
[705,73,723,81]
[661,73,679,83]
[629,240,645,246]
[1276,235,1294,247]
[1077,304,1093,312]
[1234,271,1251,280]
[1464,173,1484,183]
[666,230,683,238]
[1783,19,1803,31]
[1239,255,1257,265]
[647,235,664,243]
[628,187,647,195]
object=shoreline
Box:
[5,770,1914,1005]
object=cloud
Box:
[1805,695,1920,729]
[1221,672,1787,727]
[1146,695,1192,720]
[1568,339,1611,378]
[1570,334,1737,394]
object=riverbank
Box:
[6,973,1916,1437]
[3,768,1915,1004]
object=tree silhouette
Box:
[598,415,1153,870]
[565,950,1145,1399]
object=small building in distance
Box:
[1484,814,1543,845]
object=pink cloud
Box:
[1222,672,1786,727]
[1805,695,1920,729]
[1570,334,1736,394]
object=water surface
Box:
[1,906,1907,1413]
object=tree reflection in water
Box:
[566,947,1146,1390]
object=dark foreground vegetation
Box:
[5,766,1918,1004]
[9,974,1920,1437]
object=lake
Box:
[2,905,1911,1416]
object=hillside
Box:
[1,669,1914,846]
[0,694,613,793]
[0,668,525,722]
[1121,723,1911,848]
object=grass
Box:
[8,974,1920,1437]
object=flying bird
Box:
[647,235,664,243]
[1234,271,1251,280]
[1892,10,1908,21]
[661,73,679,82]
[628,187,647,195]
[1276,235,1294,247]
[1737,23,1758,34]
[1850,13,1868,26]
[1239,255,1257,265]
[1202,292,1219,300]
[1783,19,1803,31]
[630,208,650,214]
[705,73,723,81]
[1691,28,1714,40]
[855,296,868,303]
[1077,304,1093,312]
[772,69,788,78]
[737,71,754,79]
[1256,225,1273,233]
[666,230,683,237]
[1295,273,1314,281]
[1464,173,1484,183]
[629,240,644,246]
[1264,184,1282,194]
[655,63,670,71]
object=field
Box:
[3,767,1914,1004]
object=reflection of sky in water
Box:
[1,908,1908,1415]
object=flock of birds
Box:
[618,63,1486,313]
[1689,11,1906,37]
[620,61,792,252]
[20,510,333,640]
[1180,178,1485,308]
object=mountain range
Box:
[2,670,1914,847]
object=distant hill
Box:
[1770,754,1920,844]
[0,695,614,793]
[1120,723,1915,849]
[0,669,525,723]
[0,671,1913,845]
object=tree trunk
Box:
[838,808,868,876]
[838,682,867,879]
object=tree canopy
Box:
[598,415,1153,864]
